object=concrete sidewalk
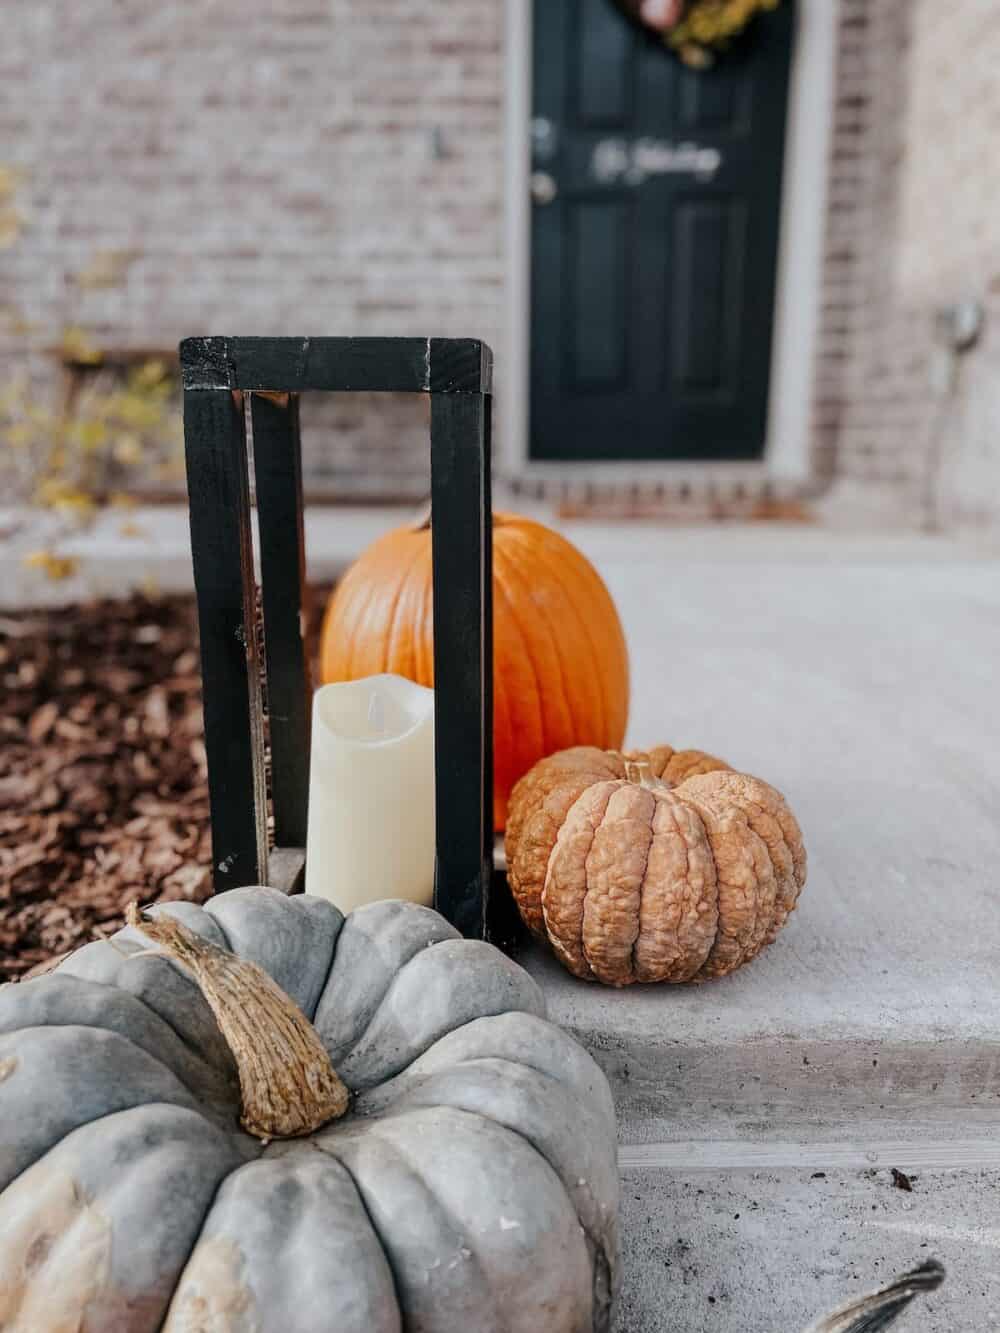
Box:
[516,522,1000,1331]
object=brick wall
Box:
[2,0,998,525]
[896,0,1000,530]
[814,0,933,520]
[822,0,1000,530]
[0,0,504,501]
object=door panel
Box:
[569,200,631,390]
[669,198,745,399]
[676,64,752,135]
[530,0,795,462]
[575,0,635,126]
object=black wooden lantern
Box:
[181,336,495,940]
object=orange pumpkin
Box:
[319,512,630,831]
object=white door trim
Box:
[501,0,839,486]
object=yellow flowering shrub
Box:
[2,332,183,578]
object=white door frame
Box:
[502,0,839,487]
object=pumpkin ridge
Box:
[382,1088,618,1287]
[435,1057,614,1242]
[322,554,376,682]
[526,527,629,747]
[641,795,687,980]
[308,922,351,1048]
[632,791,718,984]
[326,933,464,1077]
[544,781,619,979]
[167,1148,404,1330]
[3,991,238,1125]
[194,908,234,954]
[133,979,232,1071]
[0,1025,240,1196]
[319,1114,502,1326]
[0,1104,255,1329]
[701,776,806,938]
[507,755,633,937]
[505,528,612,745]
[493,554,550,760]
[311,903,463,1070]
[414,539,435,684]
[45,962,238,1088]
[298,1141,410,1320]
[494,540,573,761]
[500,530,590,745]
[164,1137,262,1321]
[333,938,546,1093]
[748,821,779,960]
[355,1052,614,1210]
[362,1105,602,1328]
[383,537,428,675]
[61,931,240,1074]
[677,794,773,979]
[678,770,804,967]
[627,788,659,985]
[725,791,791,944]
[355,1012,616,1159]
[580,783,655,986]
[505,527,622,748]
[342,571,377,681]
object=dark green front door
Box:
[530,0,795,462]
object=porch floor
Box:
[517,520,1000,1331]
[6,510,999,1327]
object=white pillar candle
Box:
[305,674,436,912]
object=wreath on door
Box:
[618,0,781,68]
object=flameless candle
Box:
[305,674,436,912]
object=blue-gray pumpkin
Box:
[0,888,619,1331]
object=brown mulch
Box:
[0,594,214,981]
[1,587,335,982]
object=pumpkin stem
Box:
[411,498,433,531]
[624,759,670,791]
[411,503,507,533]
[125,903,349,1142]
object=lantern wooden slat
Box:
[183,384,268,892]
[250,391,311,852]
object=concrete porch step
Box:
[523,938,1000,1330]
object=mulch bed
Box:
[1,588,336,981]
[0,594,215,980]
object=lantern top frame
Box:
[180,335,493,396]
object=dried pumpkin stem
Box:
[125,903,349,1142]
[411,499,433,532]
[624,759,670,791]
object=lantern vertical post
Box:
[429,389,493,940]
[250,391,311,853]
[184,385,268,891]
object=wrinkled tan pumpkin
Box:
[505,744,806,986]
